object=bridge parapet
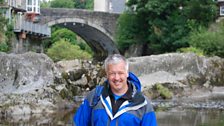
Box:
[40,8,119,37]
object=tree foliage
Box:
[0,14,13,52]
[116,13,143,50]
[117,0,218,54]
[51,28,77,45]
[44,27,93,59]
[40,0,51,8]
[189,23,224,58]
[50,0,74,8]
[47,0,93,9]
[74,0,93,9]
[46,39,92,61]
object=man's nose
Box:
[114,73,120,80]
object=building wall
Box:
[218,1,224,16]
[94,0,126,13]
[94,0,107,12]
[110,0,126,13]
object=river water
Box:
[157,109,224,126]
[1,108,223,126]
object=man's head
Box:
[104,54,129,95]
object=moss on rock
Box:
[155,84,173,99]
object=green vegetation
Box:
[41,0,94,9]
[50,0,74,8]
[40,0,94,60]
[74,0,94,10]
[0,12,14,52]
[116,13,143,51]
[189,22,224,58]
[40,0,51,8]
[51,28,77,45]
[116,0,217,55]
[46,39,92,61]
[178,47,204,56]
[43,27,93,60]
[155,84,173,99]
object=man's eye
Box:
[109,73,115,76]
[119,72,124,75]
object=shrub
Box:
[189,26,224,58]
[51,28,77,45]
[46,39,92,61]
[178,46,204,56]
[0,16,12,52]
[0,42,8,52]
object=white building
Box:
[26,0,40,14]
[94,0,126,13]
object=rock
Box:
[128,53,224,99]
[54,59,106,97]
[0,52,54,93]
[0,52,63,117]
[1,52,224,117]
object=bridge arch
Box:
[40,8,121,60]
[47,18,114,41]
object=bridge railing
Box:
[14,15,51,37]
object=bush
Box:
[0,16,12,52]
[46,39,92,61]
[51,28,77,45]
[189,25,224,58]
[178,47,204,56]
[0,42,8,52]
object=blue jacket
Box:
[73,72,157,126]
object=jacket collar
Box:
[101,81,145,107]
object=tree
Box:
[189,22,224,58]
[115,13,145,51]
[0,13,13,52]
[74,0,93,9]
[50,0,74,8]
[40,0,51,8]
[117,0,217,54]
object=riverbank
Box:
[0,52,224,120]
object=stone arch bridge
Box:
[40,8,120,60]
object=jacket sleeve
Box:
[141,111,157,126]
[73,99,92,126]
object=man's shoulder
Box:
[85,85,104,106]
[142,95,154,112]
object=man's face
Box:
[106,61,128,95]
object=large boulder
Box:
[0,52,64,116]
[128,53,224,99]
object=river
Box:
[1,108,224,126]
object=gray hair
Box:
[104,54,129,72]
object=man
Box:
[73,54,157,126]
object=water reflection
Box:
[0,109,224,126]
[0,109,75,126]
[157,109,224,126]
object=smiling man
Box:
[74,54,157,126]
